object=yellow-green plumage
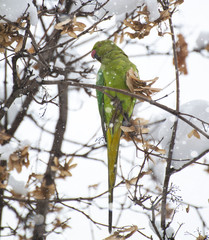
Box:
[91,40,138,233]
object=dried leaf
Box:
[15,37,23,52]
[120,32,124,43]
[53,217,71,230]
[55,18,72,29]
[26,173,44,187]
[125,181,131,190]
[0,164,8,182]
[31,181,55,199]
[126,67,147,92]
[54,16,85,39]
[124,6,172,41]
[129,177,139,185]
[125,177,138,190]
[68,163,77,170]
[126,68,136,92]
[8,146,29,173]
[192,130,201,139]
[143,143,166,154]
[157,148,166,154]
[114,33,118,43]
[68,31,77,38]
[0,129,11,144]
[174,34,188,75]
[74,21,86,29]
[124,18,155,40]
[10,154,19,162]
[27,46,35,54]
[174,0,184,7]
[54,156,59,166]
[126,68,160,99]
[32,63,39,70]
[204,166,209,174]
[122,117,151,143]
[132,118,149,126]
[157,9,170,23]
[52,157,77,179]
[196,234,208,240]
[121,125,135,133]
[0,23,23,53]
[141,128,149,134]
[124,19,146,32]
[126,172,151,189]
[89,25,97,34]
[186,204,190,213]
[21,146,29,156]
[0,48,5,53]
[187,129,201,139]
[104,225,138,240]
[165,203,174,219]
[0,182,7,189]
[88,183,100,189]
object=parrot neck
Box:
[101,50,127,64]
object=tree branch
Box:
[161,13,180,238]
[41,80,209,139]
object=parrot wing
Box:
[96,68,107,140]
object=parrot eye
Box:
[91,49,101,62]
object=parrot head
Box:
[91,40,126,63]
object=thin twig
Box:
[161,13,180,238]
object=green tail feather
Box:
[107,126,121,233]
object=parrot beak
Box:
[91,49,96,58]
[91,49,101,62]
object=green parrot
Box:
[91,40,138,233]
